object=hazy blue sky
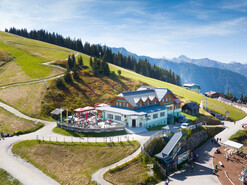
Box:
[1,0,247,63]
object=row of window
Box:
[116,102,129,108]
[137,101,157,108]
[162,97,172,103]
[152,111,166,119]
[107,114,121,121]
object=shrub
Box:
[64,72,72,83]
[56,78,65,90]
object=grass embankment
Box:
[229,130,247,152]
[108,64,246,121]
[0,82,53,120]
[12,140,139,185]
[53,126,126,137]
[182,126,225,139]
[104,137,166,184]
[0,168,22,185]
[104,154,164,185]
[182,109,220,125]
[0,107,43,135]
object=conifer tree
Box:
[89,57,93,67]
[67,55,71,72]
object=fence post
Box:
[42,136,44,141]
[36,135,38,140]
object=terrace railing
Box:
[57,122,125,133]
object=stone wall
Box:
[186,130,208,151]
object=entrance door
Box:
[132,119,136,127]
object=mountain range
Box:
[111,47,247,98]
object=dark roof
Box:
[117,86,178,108]
[182,102,200,111]
[50,108,64,115]
[174,99,183,104]
[155,132,183,159]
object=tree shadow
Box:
[70,82,90,100]
[75,77,95,93]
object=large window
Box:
[160,112,165,117]
[115,115,121,121]
[153,113,158,119]
[116,102,118,106]
[107,114,113,119]
[126,103,128,108]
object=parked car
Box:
[181,123,190,129]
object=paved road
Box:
[157,106,247,185]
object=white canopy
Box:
[223,140,243,149]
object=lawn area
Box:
[0,82,52,120]
[0,168,22,185]
[0,107,43,135]
[181,112,198,121]
[53,126,127,137]
[147,125,166,131]
[104,154,164,185]
[12,140,140,185]
[0,39,52,79]
[229,130,247,152]
[229,130,247,144]
[108,63,246,121]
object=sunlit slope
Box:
[0,31,89,84]
[109,64,246,121]
[0,31,245,121]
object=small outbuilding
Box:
[204,91,220,99]
[50,108,65,120]
[182,83,200,93]
[182,102,200,115]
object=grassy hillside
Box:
[108,64,246,121]
[12,140,139,185]
[0,31,245,121]
[0,31,85,85]
[42,71,146,115]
